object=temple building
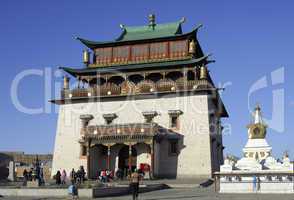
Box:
[50,15,228,179]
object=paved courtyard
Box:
[0,187,293,200]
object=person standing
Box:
[28,169,33,181]
[79,166,86,183]
[101,170,106,183]
[70,168,76,184]
[23,169,28,186]
[129,169,140,200]
[55,170,61,185]
[61,169,67,185]
[253,175,257,192]
[39,167,44,185]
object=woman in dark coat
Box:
[55,170,61,185]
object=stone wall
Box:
[0,152,52,165]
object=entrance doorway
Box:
[118,145,137,175]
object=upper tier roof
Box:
[76,16,202,48]
[116,21,183,41]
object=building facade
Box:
[51,15,228,179]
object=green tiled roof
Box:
[76,18,202,48]
[116,21,182,41]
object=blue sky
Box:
[0,0,293,159]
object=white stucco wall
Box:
[52,93,218,178]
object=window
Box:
[169,40,188,58]
[169,140,178,155]
[95,47,112,64]
[103,113,117,125]
[150,42,168,59]
[168,110,183,129]
[171,116,178,128]
[113,46,129,63]
[81,145,87,156]
[142,111,158,123]
[132,44,149,61]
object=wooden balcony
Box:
[61,79,212,99]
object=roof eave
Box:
[76,24,202,49]
[60,56,208,77]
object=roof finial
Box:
[283,151,289,158]
[149,14,156,29]
[180,17,186,24]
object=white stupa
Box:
[234,105,271,170]
[221,105,292,171]
[242,105,272,161]
[219,105,293,193]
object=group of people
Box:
[22,167,44,185]
[98,168,143,200]
[53,165,145,200]
[54,169,67,185]
[54,166,86,185]
[97,169,114,183]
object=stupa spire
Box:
[254,104,263,124]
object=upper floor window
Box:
[132,44,149,61]
[169,40,188,58]
[103,113,118,125]
[168,110,183,129]
[113,46,129,62]
[95,47,112,64]
[171,116,178,128]
[150,42,168,59]
[142,111,158,123]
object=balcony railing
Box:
[61,79,212,99]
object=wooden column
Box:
[193,66,198,80]
[150,140,154,179]
[77,76,81,88]
[107,145,111,170]
[128,143,132,171]
[86,139,91,179]
[183,70,187,81]
[105,143,115,170]
[145,139,154,179]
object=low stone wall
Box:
[0,184,168,198]
[218,176,294,193]
[0,188,90,198]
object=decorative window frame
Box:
[142,111,158,123]
[168,110,183,130]
[103,113,118,125]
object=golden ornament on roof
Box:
[189,40,196,54]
